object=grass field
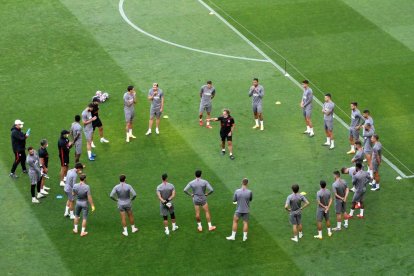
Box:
[1,0,413,275]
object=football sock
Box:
[123,227,127,232]
[318,230,322,237]
[326,137,330,143]
[74,224,78,231]
[208,222,212,228]
[87,151,92,158]
[172,223,176,228]
[337,222,341,228]
[255,119,259,126]
[243,232,247,239]
[331,140,335,147]
[360,209,364,216]
[165,227,168,231]
[81,227,86,233]
[65,206,69,214]
[327,228,331,234]
[349,209,354,216]
[260,120,263,126]
[69,211,74,216]
[344,219,348,226]
[197,222,202,228]
[306,126,310,132]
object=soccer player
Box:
[184,170,216,232]
[110,175,139,236]
[341,166,357,192]
[91,96,109,147]
[322,93,335,149]
[73,174,95,237]
[363,109,375,132]
[58,130,72,187]
[82,103,97,161]
[38,139,50,193]
[347,102,364,154]
[351,141,364,164]
[209,109,235,160]
[70,115,82,163]
[156,173,179,235]
[226,178,253,242]
[345,163,371,219]
[10,119,30,178]
[285,184,309,242]
[363,123,374,177]
[370,134,382,191]
[124,85,137,142]
[314,180,333,239]
[146,83,164,135]
[300,80,314,136]
[26,147,44,203]
[332,171,349,231]
[199,80,216,128]
[248,78,265,130]
[64,162,83,219]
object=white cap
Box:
[14,119,24,125]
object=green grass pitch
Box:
[1,0,413,275]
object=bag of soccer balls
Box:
[92,90,110,103]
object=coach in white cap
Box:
[10,119,31,178]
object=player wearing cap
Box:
[184,170,216,232]
[64,162,83,219]
[332,171,349,231]
[82,104,97,161]
[70,115,83,164]
[226,178,253,242]
[300,80,314,137]
[347,102,365,154]
[285,184,310,242]
[199,80,216,128]
[58,130,73,187]
[209,109,236,160]
[314,180,333,239]
[156,173,178,235]
[370,134,382,191]
[38,139,50,194]
[110,175,139,236]
[10,119,30,178]
[124,85,137,142]
[26,147,44,203]
[146,83,164,135]
[91,96,109,147]
[249,78,265,131]
[73,174,95,237]
[322,93,335,149]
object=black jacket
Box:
[11,126,26,152]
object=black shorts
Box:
[220,132,232,142]
[92,117,103,130]
[59,155,69,167]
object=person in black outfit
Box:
[91,96,109,147]
[58,130,73,187]
[209,109,236,160]
[38,139,50,192]
[10,119,31,178]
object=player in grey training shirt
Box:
[300,80,314,136]
[314,180,333,239]
[199,80,216,128]
[156,173,178,235]
[347,102,364,154]
[226,178,253,241]
[82,103,97,161]
[124,85,137,143]
[27,147,43,203]
[70,115,83,163]
[322,93,335,149]
[110,174,138,236]
[72,174,95,237]
[363,123,374,177]
[285,184,310,242]
[184,170,216,232]
[351,141,364,164]
[370,134,382,191]
[363,109,375,132]
[346,163,371,219]
[145,83,164,136]
[64,162,83,219]
[332,171,349,231]
[249,78,265,130]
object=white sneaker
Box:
[260,125,264,131]
[126,136,130,143]
[299,232,304,239]
[64,212,69,217]
[197,226,203,232]
[70,214,75,220]
[332,227,341,231]
[314,235,323,240]
[329,144,335,150]
[226,236,235,241]
[328,232,332,237]
[59,181,65,187]
[323,142,330,146]
[145,129,152,136]
[32,198,40,203]
[129,133,136,139]
[91,142,96,148]
[37,193,45,199]
[350,187,356,192]
[155,128,159,135]
[309,132,315,137]
[303,129,310,134]
[344,224,349,229]
[291,237,299,242]
[132,227,139,233]
[122,230,128,237]
[253,125,259,129]
[172,225,179,231]
[100,138,109,143]
[165,228,170,235]
[243,236,248,242]
[43,186,51,190]
[40,189,48,195]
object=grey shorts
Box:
[349,128,360,140]
[235,212,249,222]
[289,212,302,225]
[253,103,263,114]
[125,110,135,123]
[29,172,40,184]
[150,108,162,119]
[84,129,93,141]
[118,203,132,212]
[372,160,380,172]
[193,198,207,206]
[75,204,89,219]
[303,108,312,118]
[335,200,346,214]
[199,103,212,113]
[316,209,330,222]
[364,148,372,155]
[74,141,82,155]
[65,190,74,201]
[352,190,365,203]
[324,119,333,131]
[160,204,174,216]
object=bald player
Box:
[226,178,253,242]
[370,134,382,191]
[322,93,335,149]
[110,174,139,236]
[199,80,215,128]
[124,85,137,142]
[285,184,310,242]
[156,173,178,235]
[300,80,314,137]
[146,83,164,135]
[72,174,95,237]
[314,180,333,239]
[249,78,265,131]
[345,163,371,219]
[82,103,97,161]
[347,102,364,154]
[64,162,83,219]
[184,170,216,232]
[332,171,349,231]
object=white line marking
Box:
[198,0,414,178]
[118,0,269,63]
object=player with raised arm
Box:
[73,174,95,237]
[184,170,216,232]
[314,180,333,239]
[248,78,265,130]
[300,80,314,137]
[285,184,310,242]
[145,83,164,135]
[156,173,178,235]
[91,96,109,147]
[332,171,349,231]
[199,80,215,128]
[322,93,335,149]
[209,109,235,160]
[124,85,137,142]
[347,102,364,154]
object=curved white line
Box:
[118,0,269,63]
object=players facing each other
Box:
[146,83,164,136]
[64,162,84,219]
[124,85,137,142]
[249,78,265,131]
[285,184,310,242]
[184,170,216,232]
[322,93,335,149]
[347,102,365,154]
[73,174,95,237]
[156,173,179,235]
[10,119,30,178]
[209,109,235,160]
[82,103,97,161]
[332,171,349,231]
[314,180,333,239]
[110,174,139,236]
[199,80,216,128]
[58,130,73,187]
[90,96,109,147]
[226,178,253,242]
[300,80,314,137]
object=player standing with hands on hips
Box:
[249,78,265,131]
[10,119,30,178]
[300,80,314,137]
[208,109,235,160]
[146,83,164,135]
[198,80,215,128]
